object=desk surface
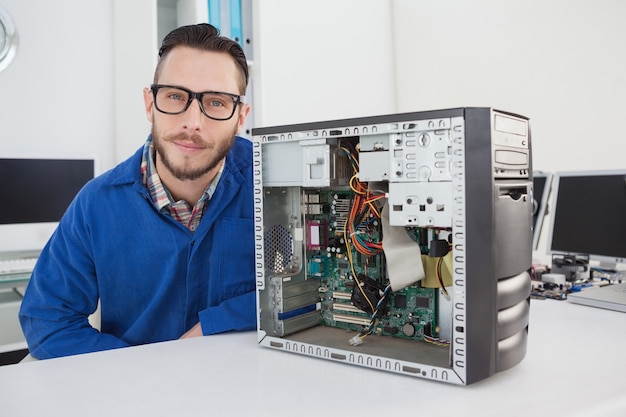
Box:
[0,299,625,417]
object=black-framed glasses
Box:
[150,84,245,121]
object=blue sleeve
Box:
[18,202,130,359]
[198,290,257,334]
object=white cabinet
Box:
[0,289,27,364]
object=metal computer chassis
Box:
[253,107,532,385]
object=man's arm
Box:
[18,250,132,359]
[19,312,131,359]
[18,212,131,359]
[196,290,256,335]
[179,289,256,339]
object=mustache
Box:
[164,132,209,148]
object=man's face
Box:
[143,46,249,181]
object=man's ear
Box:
[236,103,251,133]
[143,87,155,123]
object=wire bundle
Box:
[348,283,392,345]
[340,141,385,256]
[339,141,387,340]
[346,176,385,256]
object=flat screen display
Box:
[0,156,96,253]
[547,170,626,266]
[0,158,95,224]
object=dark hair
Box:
[154,23,248,94]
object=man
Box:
[19,23,255,359]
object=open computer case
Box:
[252,107,532,385]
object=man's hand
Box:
[179,322,203,339]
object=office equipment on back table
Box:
[567,281,626,313]
[547,170,626,272]
[0,253,37,290]
[0,155,97,255]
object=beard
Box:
[152,126,237,181]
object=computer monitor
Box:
[0,154,98,254]
[546,170,626,269]
[532,171,552,250]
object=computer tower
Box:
[252,107,532,385]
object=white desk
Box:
[0,299,624,417]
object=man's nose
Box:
[181,98,205,130]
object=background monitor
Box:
[0,154,97,254]
[546,170,626,268]
[532,171,552,250]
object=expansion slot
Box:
[332,291,352,300]
[332,303,366,314]
[332,313,371,326]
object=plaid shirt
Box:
[140,138,224,232]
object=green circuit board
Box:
[303,189,439,342]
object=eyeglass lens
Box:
[154,86,238,120]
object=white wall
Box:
[0,0,114,172]
[391,0,626,173]
[4,1,624,172]
[113,0,158,163]
[252,0,397,127]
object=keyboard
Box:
[0,257,38,277]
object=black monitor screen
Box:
[547,171,626,264]
[532,172,551,249]
[532,175,546,230]
[0,158,95,224]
